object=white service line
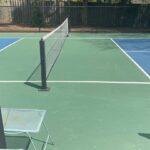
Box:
[68,37,111,40]
[48,80,150,85]
[111,38,150,79]
[0,80,150,85]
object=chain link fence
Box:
[0,3,150,28]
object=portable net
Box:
[40,18,68,90]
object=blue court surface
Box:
[113,38,150,77]
[0,38,20,52]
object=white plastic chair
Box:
[1,108,54,150]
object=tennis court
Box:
[0,31,150,150]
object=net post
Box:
[66,18,69,37]
[39,39,49,91]
[39,18,68,91]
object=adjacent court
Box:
[113,38,150,77]
[0,38,21,52]
[0,32,150,150]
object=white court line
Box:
[68,37,112,40]
[0,38,24,53]
[0,37,107,40]
[111,38,150,79]
[0,80,150,85]
[126,50,150,53]
[1,37,149,40]
[0,37,40,39]
[113,38,150,39]
[68,37,150,40]
[3,37,104,40]
[48,80,150,85]
[19,37,40,39]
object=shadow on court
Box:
[24,82,42,89]
[6,136,30,149]
[138,133,150,140]
[25,64,42,89]
[6,136,53,149]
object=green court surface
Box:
[1,32,150,150]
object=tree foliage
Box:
[31,0,43,29]
[93,0,131,4]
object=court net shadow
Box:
[138,133,150,140]
[25,81,42,89]
[25,64,42,89]
[6,136,30,150]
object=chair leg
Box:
[26,122,54,150]
[42,122,54,150]
[43,135,50,150]
[26,132,37,150]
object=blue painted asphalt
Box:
[0,38,20,50]
[113,38,150,76]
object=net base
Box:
[38,87,50,92]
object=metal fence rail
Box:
[0,5,150,28]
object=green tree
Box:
[98,0,131,4]
[82,0,88,25]
[32,0,44,30]
[119,0,131,4]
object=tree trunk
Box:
[82,0,88,26]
